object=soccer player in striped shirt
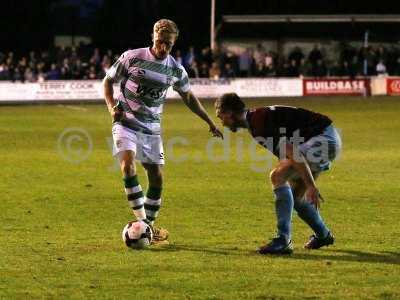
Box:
[103,19,223,244]
[215,93,342,255]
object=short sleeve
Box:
[106,51,130,83]
[173,66,191,93]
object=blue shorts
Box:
[298,125,342,174]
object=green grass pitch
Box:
[1,97,400,299]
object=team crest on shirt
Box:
[131,67,146,77]
[166,76,173,85]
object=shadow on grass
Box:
[148,243,256,256]
[149,244,400,265]
[281,249,400,266]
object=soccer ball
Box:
[122,221,153,249]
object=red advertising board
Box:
[303,78,371,96]
[387,78,400,95]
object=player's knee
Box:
[120,160,135,177]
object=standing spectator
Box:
[254,61,266,77]
[376,59,387,75]
[277,62,290,77]
[24,67,36,82]
[17,57,28,79]
[60,67,72,80]
[87,65,97,79]
[29,51,37,65]
[264,63,276,77]
[37,72,46,83]
[265,51,274,68]
[92,48,101,65]
[310,59,327,77]
[359,46,376,75]
[199,47,213,66]
[298,58,310,77]
[225,52,239,75]
[239,48,252,77]
[375,46,387,63]
[221,63,236,78]
[187,61,200,78]
[286,59,299,77]
[71,59,83,79]
[40,51,51,68]
[342,61,352,77]
[184,46,196,69]
[70,47,79,64]
[13,68,23,82]
[46,63,60,80]
[0,63,10,80]
[199,62,209,78]
[253,43,265,65]
[289,46,304,65]
[309,44,323,66]
[209,62,221,79]
[366,47,377,75]
[56,46,67,63]
[62,58,72,77]
[340,43,356,64]
[394,57,400,76]
[174,50,183,65]
[328,61,341,77]
[386,46,399,75]
[99,60,111,78]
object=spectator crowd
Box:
[1,43,400,82]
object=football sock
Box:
[123,175,147,221]
[273,184,294,242]
[144,186,162,225]
[294,197,329,238]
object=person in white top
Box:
[103,19,223,243]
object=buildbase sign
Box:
[303,78,370,96]
[387,78,400,95]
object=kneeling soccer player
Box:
[215,93,342,255]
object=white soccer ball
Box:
[122,221,153,249]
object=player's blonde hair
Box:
[153,19,179,37]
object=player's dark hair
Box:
[215,93,246,113]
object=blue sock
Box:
[294,197,329,238]
[274,185,294,241]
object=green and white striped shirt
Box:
[106,47,190,135]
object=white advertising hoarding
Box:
[0,78,303,103]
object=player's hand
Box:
[305,186,324,209]
[110,106,124,122]
[209,125,224,139]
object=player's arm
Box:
[103,76,118,110]
[102,51,129,120]
[103,76,123,121]
[284,143,322,208]
[178,90,223,139]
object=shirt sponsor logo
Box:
[137,84,164,99]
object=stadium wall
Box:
[0,77,396,103]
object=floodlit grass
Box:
[1,97,400,299]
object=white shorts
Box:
[112,124,164,165]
